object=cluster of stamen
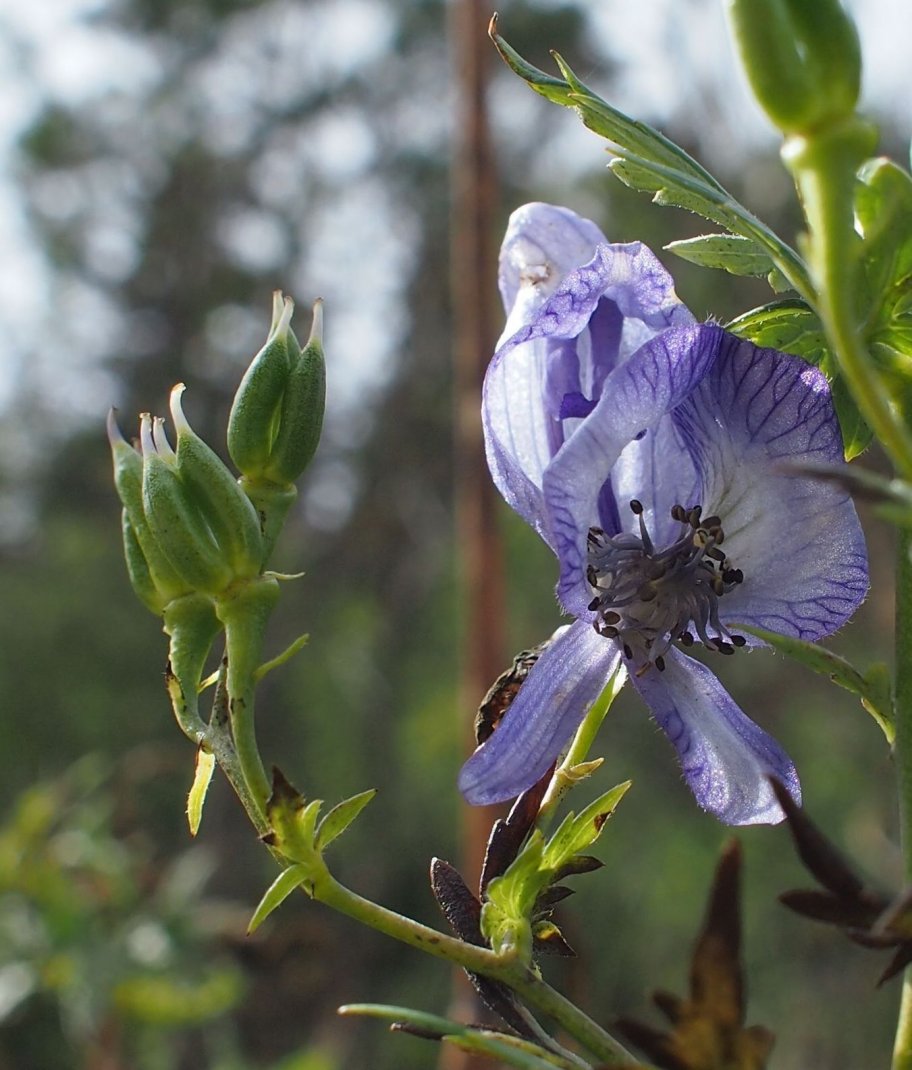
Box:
[586,500,746,672]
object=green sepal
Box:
[228,292,296,477]
[315,789,377,851]
[739,625,894,744]
[247,863,309,933]
[141,416,233,595]
[665,234,775,280]
[264,300,326,485]
[171,384,264,581]
[187,747,216,836]
[726,300,872,459]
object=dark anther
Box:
[588,596,601,611]
[587,565,598,585]
[629,499,644,515]
[587,526,603,545]
[680,631,694,646]
[671,504,687,522]
[623,643,634,660]
[702,515,721,528]
[603,611,620,624]
[707,547,727,562]
[600,625,619,638]
[687,505,702,526]
[732,635,747,647]
[655,655,666,672]
[716,641,735,655]
[723,568,744,584]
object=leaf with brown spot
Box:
[617,841,774,1070]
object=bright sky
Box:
[0,0,908,532]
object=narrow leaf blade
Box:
[187,748,216,837]
[315,789,377,851]
[247,864,308,933]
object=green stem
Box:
[893,530,912,1069]
[310,869,640,1066]
[537,665,628,831]
[784,122,912,481]
[216,576,280,818]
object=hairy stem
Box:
[310,869,640,1066]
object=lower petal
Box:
[630,647,800,825]
[459,620,621,806]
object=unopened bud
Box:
[227,292,295,478]
[108,409,189,611]
[228,294,325,487]
[264,299,325,486]
[140,413,234,596]
[726,0,861,135]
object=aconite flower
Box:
[459,203,868,825]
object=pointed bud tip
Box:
[169,382,191,437]
[151,416,176,462]
[307,298,324,348]
[139,412,155,456]
[268,291,295,343]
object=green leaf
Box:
[726,301,872,458]
[542,782,631,872]
[315,789,377,851]
[248,864,309,933]
[186,748,216,836]
[665,234,775,279]
[739,625,894,743]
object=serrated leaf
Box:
[739,625,894,743]
[488,20,811,301]
[666,235,775,279]
[247,864,308,933]
[315,789,376,851]
[186,748,216,836]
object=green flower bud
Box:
[263,299,325,486]
[140,413,234,596]
[170,384,264,581]
[227,292,295,478]
[164,591,222,743]
[108,409,189,610]
[726,0,861,135]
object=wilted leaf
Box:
[617,842,774,1070]
[186,748,216,836]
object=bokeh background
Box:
[0,0,906,1067]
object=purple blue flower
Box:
[459,203,868,825]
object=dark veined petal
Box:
[542,323,725,615]
[458,620,621,807]
[630,647,800,825]
[671,333,868,641]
